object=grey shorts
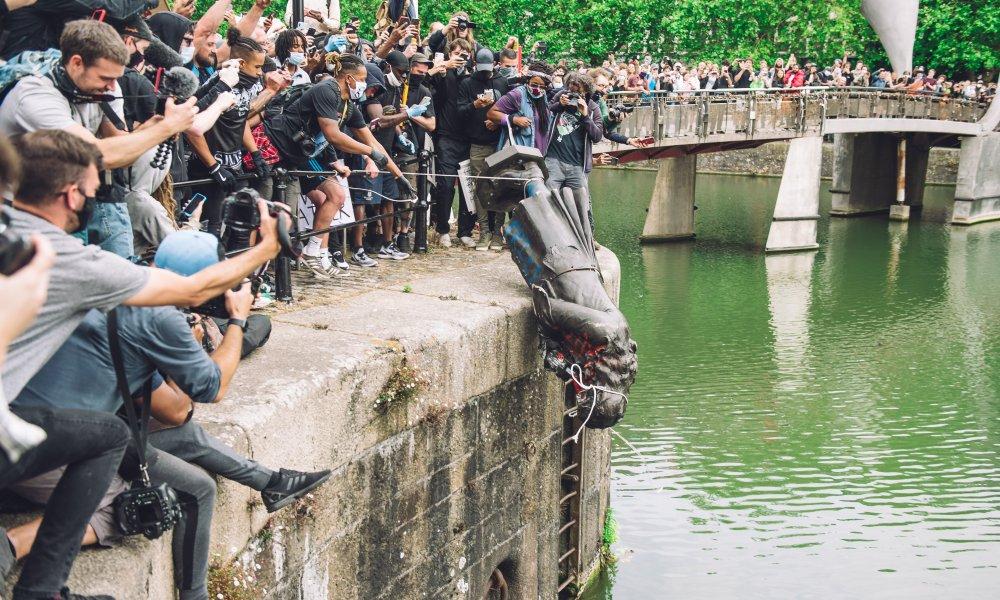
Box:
[11,467,128,547]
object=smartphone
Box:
[638,136,654,145]
[296,21,308,32]
[433,52,444,63]
[180,193,207,218]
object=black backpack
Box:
[262,83,313,124]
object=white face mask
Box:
[288,52,306,66]
[348,76,366,100]
[180,46,195,63]
[385,71,402,88]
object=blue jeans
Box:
[88,202,135,259]
[0,407,129,599]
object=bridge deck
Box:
[592,88,994,162]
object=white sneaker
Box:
[459,236,475,248]
[378,242,410,260]
[351,249,378,268]
[438,233,452,248]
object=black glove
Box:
[250,150,272,180]
[395,176,415,199]
[369,147,389,170]
[209,162,238,194]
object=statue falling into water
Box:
[476,146,638,429]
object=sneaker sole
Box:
[351,260,379,268]
[304,264,332,279]
[265,471,334,513]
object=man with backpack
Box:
[256,54,413,276]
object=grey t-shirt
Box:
[0,75,104,136]
[13,305,221,414]
[1,207,150,399]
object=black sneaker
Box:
[261,468,333,513]
[395,232,411,254]
[53,588,115,600]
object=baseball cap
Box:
[475,48,494,72]
[114,14,154,42]
[410,52,434,66]
[154,230,223,276]
[385,50,409,70]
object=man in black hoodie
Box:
[457,47,508,251]
[427,38,473,247]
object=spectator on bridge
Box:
[784,63,805,88]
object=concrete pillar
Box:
[951,132,1000,225]
[766,136,822,252]
[891,134,931,221]
[830,133,898,216]
[641,154,696,243]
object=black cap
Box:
[114,14,154,42]
[385,50,409,70]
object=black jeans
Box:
[0,407,129,599]
[430,136,475,236]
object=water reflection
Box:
[583,170,1000,600]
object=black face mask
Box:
[237,72,261,89]
[129,50,145,69]
[68,193,96,234]
[49,66,110,104]
[408,73,425,89]
[473,69,492,81]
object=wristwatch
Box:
[227,318,248,332]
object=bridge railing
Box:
[601,87,991,143]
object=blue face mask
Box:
[288,52,306,66]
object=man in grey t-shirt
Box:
[0,19,199,259]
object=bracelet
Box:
[227,318,248,332]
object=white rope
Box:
[566,363,629,444]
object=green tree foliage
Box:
[190,0,997,76]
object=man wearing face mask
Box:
[457,48,510,251]
[496,48,519,82]
[186,29,270,238]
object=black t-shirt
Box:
[206,79,263,157]
[731,67,753,88]
[547,107,586,167]
[372,83,403,153]
[430,69,469,140]
[118,69,157,129]
[266,81,355,165]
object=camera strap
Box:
[106,308,154,487]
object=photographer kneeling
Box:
[10,230,329,600]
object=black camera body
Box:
[608,104,635,121]
[456,16,477,31]
[0,212,35,276]
[220,187,299,256]
[114,481,183,540]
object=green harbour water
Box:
[582,168,1000,599]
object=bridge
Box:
[592,87,1000,252]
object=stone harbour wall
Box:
[617,140,960,185]
[4,250,621,599]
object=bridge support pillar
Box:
[830,133,899,216]
[641,154,696,243]
[766,137,822,252]
[952,132,1000,226]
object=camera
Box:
[189,189,299,318]
[0,212,35,276]
[291,129,318,158]
[565,92,581,102]
[608,104,635,121]
[114,481,183,540]
[456,16,476,31]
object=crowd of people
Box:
[595,52,997,100]
[0,0,993,598]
